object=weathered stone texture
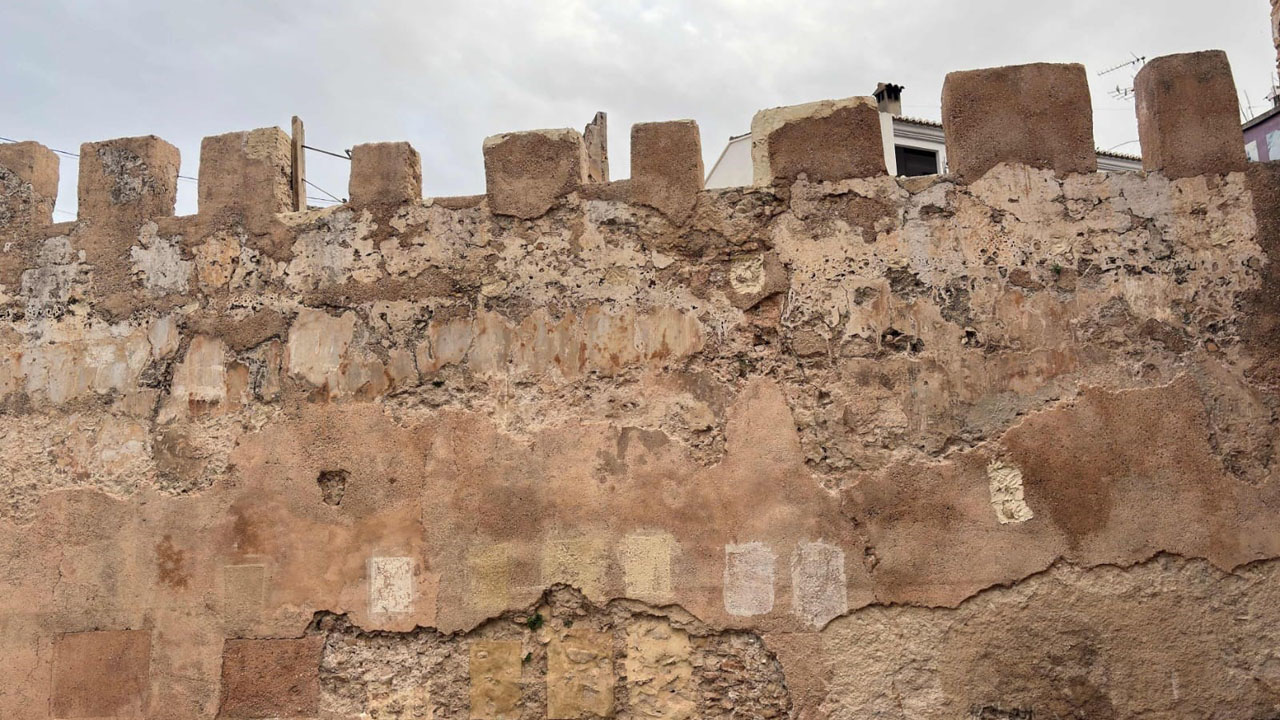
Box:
[2,66,1280,717]
[1135,50,1248,179]
[77,135,180,226]
[583,111,608,183]
[349,141,422,207]
[630,119,704,220]
[198,127,293,221]
[942,62,1096,182]
[751,96,886,185]
[483,128,586,219]
[0,141,59,233]
[219,637,323,717]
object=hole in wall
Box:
[317,470,349,506]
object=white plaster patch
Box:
[131,221,192,293]
[791,541,848,628]
[369,556,414,614]
[988,459,1034,524]
[728,254,766,295]
[723,542,775,616]
[285,209,381,291]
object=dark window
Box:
[895,146,938,177]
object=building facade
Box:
[706,83,1142,188]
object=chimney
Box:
[874,83,904,116]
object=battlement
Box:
[0,50,1249,239]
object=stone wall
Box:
[0,49,1276,719]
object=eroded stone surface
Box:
[0,122,1277,719]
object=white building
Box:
[705,83,1141,188]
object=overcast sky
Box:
[2,0,1275,218]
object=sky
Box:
[1,0,1276,218]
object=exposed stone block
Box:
[218,636,323,718]
[198,127,293,221]
[483,129,586,219]
[630,120,703,220]
[0,141,59,231]
[1134,50,1247,179]
[750,97,885,185]
[77,135,180,226]
[623,618,696,719]
[52,629,151,718]
[348,142,422,207]
[547,628,615,718]
[469,639,523,719]
[941,62,1096,183]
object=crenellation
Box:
[630,119,704,220]
[197,126,293,225]
[942,62,1096,183]
[0,140,59,234]
[750,96,886,185]
[348,141,423,207]
[76,135,180,227]
[482,127,587,219]
[1135,50,1248,179]
[72,135,180,309]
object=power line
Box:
[0,135,199,180]
[0,134,80,158]
[303,144,350,160]
[303,178,344,203]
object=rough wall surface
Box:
[1,50,1279,720]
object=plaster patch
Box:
[791,541,848,628]
[131,221,191,294]
[723,542,776,616]
[542,536,607,599]
[369,556,414,614]
[223,564,266,620]
[988,459,1034,524]
[52,630,151,719]
[619,532,675,603]
[468,543,512,616]
[469,640,523,720]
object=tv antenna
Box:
[1098,53,1146,77]
[1099,53,1146,102]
